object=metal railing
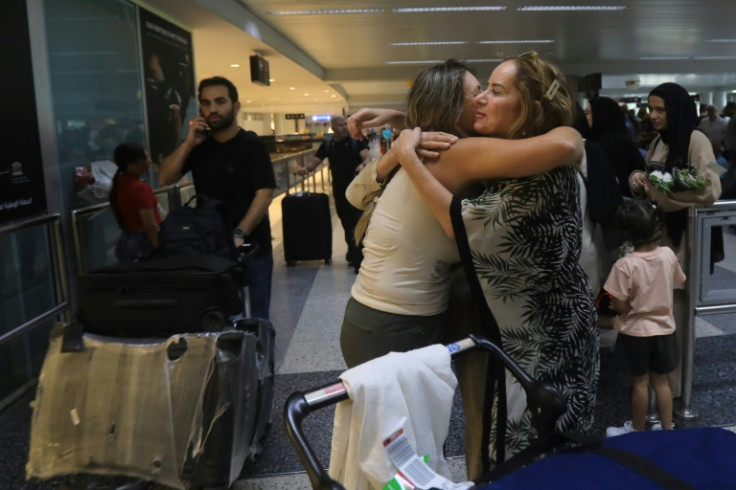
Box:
[678,200,736,419]
[69,148,320,275]
[0,214,70,347]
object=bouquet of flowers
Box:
[648,170,673,193]
[648,165,709,194]
[673,166,710,191]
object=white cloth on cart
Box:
[328,344,457,489]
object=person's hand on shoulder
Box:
[415,131,458,160]
[348,108,406,139]
[394,128,423,164]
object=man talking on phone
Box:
[159,76,276,320]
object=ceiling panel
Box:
[143,0,736,113]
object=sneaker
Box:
[651,422,675,430]
[606,420,636,437]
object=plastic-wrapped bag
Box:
[76,160,118,203]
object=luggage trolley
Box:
[27,243,276,490]
[285,336,736,490]
[283,335,567,490]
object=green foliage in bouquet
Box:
[648,166,709,194]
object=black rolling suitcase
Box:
[77,254,243,337]
[281,170,332,266]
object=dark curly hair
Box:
[616,199,664,248]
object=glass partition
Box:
[0,222,61,407]
[695,203,736,305]
[44,0,146,272]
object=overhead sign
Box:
[285,114,305,120]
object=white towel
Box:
[328,344,457,489]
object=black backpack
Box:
[159,195,236,259]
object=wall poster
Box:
[1,0,48,225]
[138,8,195,164]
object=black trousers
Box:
[333,183,363,266]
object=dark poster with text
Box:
[1,0,47,225]
[138,8,195,163]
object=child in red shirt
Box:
[109,143,161,262]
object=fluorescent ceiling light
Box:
[478,39,554,44]
[465,58,504,63]
[695,55,736,60]
[386,60,444,65]
[709,39,736,43]
[518,5,626,11]
[390,41,467,46]
[393,6,506,12]
[639,56,689,61]
[269,8,383,15]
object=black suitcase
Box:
[281,171,332,266]
[27,327,269,490]
[77,254,243,337]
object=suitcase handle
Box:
[113,299,179,308]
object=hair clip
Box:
[545,79,561,100]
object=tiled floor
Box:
[3,175,736,489]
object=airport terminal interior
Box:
[4,0,736,489]
[4,174,736,489]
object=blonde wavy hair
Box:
[354,59,472,245]
[502,52,575,140]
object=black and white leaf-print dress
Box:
[460,166,600,458]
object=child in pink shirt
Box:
[604,200,686,436]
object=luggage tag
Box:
[382,428,473,490]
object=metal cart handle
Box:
[283,335,566,490]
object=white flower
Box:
[650,170,673,182]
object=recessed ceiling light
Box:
[289,87,296,90]
[386,60,444,65]
[331,94,337,98]
[518,5,626,11]
[324,90,330,93]
[269,8,383,15]
[478,39,554,44]
[393,6,506,12]
[304,93,310,96]
[390,41,467,46]
[230,64,240,68]
[269,78,275,82]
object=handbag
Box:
[159,195,236,259]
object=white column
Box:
[713,91,728,112]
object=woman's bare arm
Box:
[348,108,406,139]
[394,128,457,237]
[376,132,458,180]
[394,126,584,238]
[428,126,583,192]
[139,208,160,248]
